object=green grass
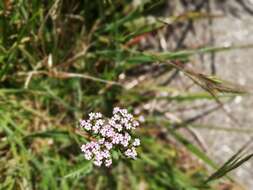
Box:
[0,0,252,189]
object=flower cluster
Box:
[80,107,141,167]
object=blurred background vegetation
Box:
[1,0,253,189]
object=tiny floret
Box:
[79,107,142,167]
[105,158,112,167]
[124,147,137,159]
[133,138,140,146]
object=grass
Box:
[0,0,252,189]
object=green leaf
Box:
[63,162,93,179]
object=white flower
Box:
[80,120,92,130]
[105,142,113,150]
[114,124,123,131]
[133,120,139,127]
[113,114,120,121]
[88,112,95,119]
[138,115,145,123]
[80,107,141,167]
[105,159,112,167]
[102,150,110,158]
[94,160,102,166]
[84,152,92,160]
[92,124,100,133]
[113,107,120,114]
[95,112,102,119]
[133,138,140,146]
[124,147,137,159]
[98,138,105,144]
[96,119,105,126]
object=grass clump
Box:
[0,0,251,189]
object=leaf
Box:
[24,130,70,139]
[63,162,93,179]
[169,130,217,169]
[206,141,253,183]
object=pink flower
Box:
[124,147,137,159]
[80,107,142,167]
[80,120,92,130]
[105,142,113,150]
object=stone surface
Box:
[194,1,253,189]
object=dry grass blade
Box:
[167,61,247,95]
[18,70,122,86]
[166,61,246,125]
